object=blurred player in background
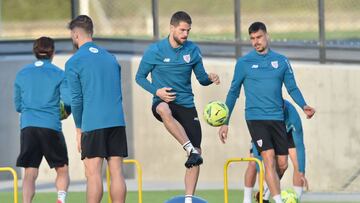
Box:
[218,22,315,203]
[14,36,70,203]
[136,11,220,203]
[66,15,128,203]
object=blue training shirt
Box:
[225,49,307,122]
[135,37,212,108]
[65,42,125,132]
[252,100,306,173]
[14,59,71,132]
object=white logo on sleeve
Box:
[256,139,263,147]
[183,54,191,63]
[271,61,279,69]
[163,58,170,63]
[89,47,99,53]
[251,64,259,69]
[34,61,44,67]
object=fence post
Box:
[234,0,242,59]
[152,0,160,40]
[318,0,326,63]
[71,0,79,19]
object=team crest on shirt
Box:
[271,61,279,69]
[34,61,44,67]
[183,54,191,63]
[257,139,263,147]
[89,47,99,53]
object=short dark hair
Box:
[33,37,54,60]
[248,22,267,34]
[170,11,192,26]
[68,15,93,36]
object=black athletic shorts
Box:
[16,127,68,168]
[152,101,202,148]
[249,130,295,155]
[287,130,295,149]
[246,120,288,155]
[81,126,128,160]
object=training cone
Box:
[165,195,208,203]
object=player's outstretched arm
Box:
[303,105,315,119]
[208,73,220,85]
[218,125,229,144]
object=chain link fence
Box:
[0,0,71,39]
[0,0,359,61]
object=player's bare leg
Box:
[55,165,69,203]
[184,148,201,203]
[156,102,191,145]
[108,156,126,203]
[276,155,288,179]
[289,148,307,200]
[244,158,257,203]
[156,102,202,168]
[261,149,284,203]
[84,157,104,203]
[22,167,38,203]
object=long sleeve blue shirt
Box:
[252,100,306,173]
[135,37,212,108]
[14,59,70,132]
[65,42,125,132]
[225,49,307,122]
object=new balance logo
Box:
[89,47,99,53]
[251,64,259,69]
[163,58,170,63]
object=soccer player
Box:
[218,22,315,203]
[135,11,220,203]
[243,100,308,203]
[14,37,70,203]
[65,15,128,203]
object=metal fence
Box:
[0,0,359,63]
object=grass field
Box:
[1,190,359,203]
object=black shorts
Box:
[152,101,202,148]
[246,120,288,155]
[81,126,128,160]
[287,130,295,149]
[16,127,68,168]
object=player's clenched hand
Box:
[76,128,82,153]
[218,125,229,144]
[303,105,315,119]
[156,87,176,103]
[208,73,220,85]
[300,173,309,191]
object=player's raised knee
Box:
[156,103,172,118]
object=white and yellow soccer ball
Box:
[203,101,229,127]
[281,189,299,203]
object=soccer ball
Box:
[281,189,299,203]
[60,101,69,120]
[203,101,229,127]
